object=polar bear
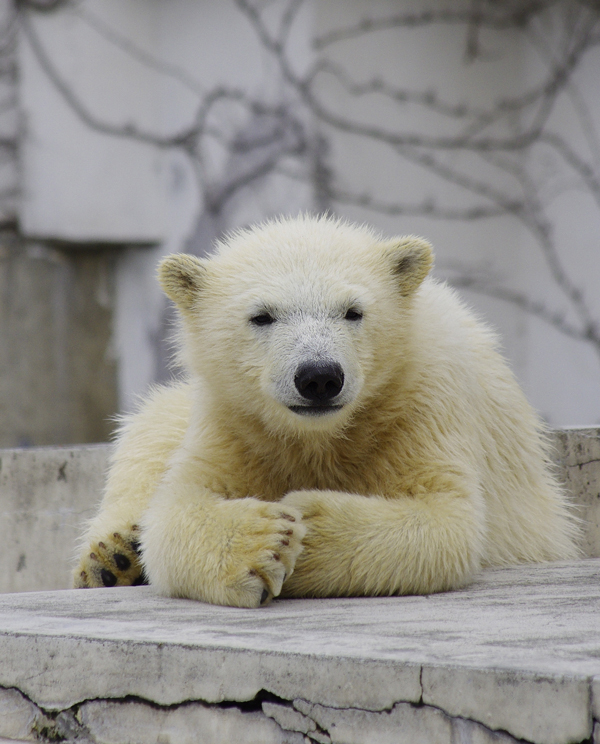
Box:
[74,215,579,607]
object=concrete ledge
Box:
[553,428,600,557]
[0,444,110,593]
[0,560,599,744]
[0,431,599,742]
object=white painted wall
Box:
[19,1,165,243]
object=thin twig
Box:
[312,2,560,50]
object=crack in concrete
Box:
[569,458,600,469]
[3,683,598,744]
[282,684,600,744]
[285,694,596,744]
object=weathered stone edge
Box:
[0,675,596,744]
[0,628,596,744]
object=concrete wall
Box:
[0,444,109,592]
[0,240,118,447]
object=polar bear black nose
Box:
[294,362,344,401]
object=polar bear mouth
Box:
[288,405,344,416]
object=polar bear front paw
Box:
[74,525,147,588]
[143,499,307,608]
[221,504,306,607]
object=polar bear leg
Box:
[141,457,305,607]
[141,470,306,607]
[280,484,485,598]
[73,383,191,589]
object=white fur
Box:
[74,215,580,606]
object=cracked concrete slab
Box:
[0,560,598,743]
[262,701,320,737]
[291,698,521,744]
[0,430,599,742]
[422,668,590,744]
[79,699,305,744]
[0,688,38,741]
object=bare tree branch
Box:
[278,0,304,47]
[328,186,514,221]
[19,10,203,149]
[18,5,303,221]
[312,2,562,50]
[450,277,600,354]
[540,131,600,209]
[19,2,314,222]
[305,60,491,121]
[237,0,600,155]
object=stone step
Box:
[0,560,599,744]
[0,429,599,743]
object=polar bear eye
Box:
[250,312,276,326]
[344,308,363,321]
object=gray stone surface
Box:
[593,676,600,721]
[295,699,455,744]
[422,667,589,744]
[263,701,322,739]
[0,242,119,449]
[0,560,599,743]
[552,428,600,557]
[0,430,599,741]
[290,699,520,744]
[0,444,109,593]
[0,688,38,741]
[79,700,304,744]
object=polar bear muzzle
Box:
[290,360,345,416]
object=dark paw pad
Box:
[100,568,117,587]
[114,553,131,571]
[77,526,147,589]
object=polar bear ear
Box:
[383,236,433,296]
[158,254,208,312]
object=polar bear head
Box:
[159,216,432,436]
